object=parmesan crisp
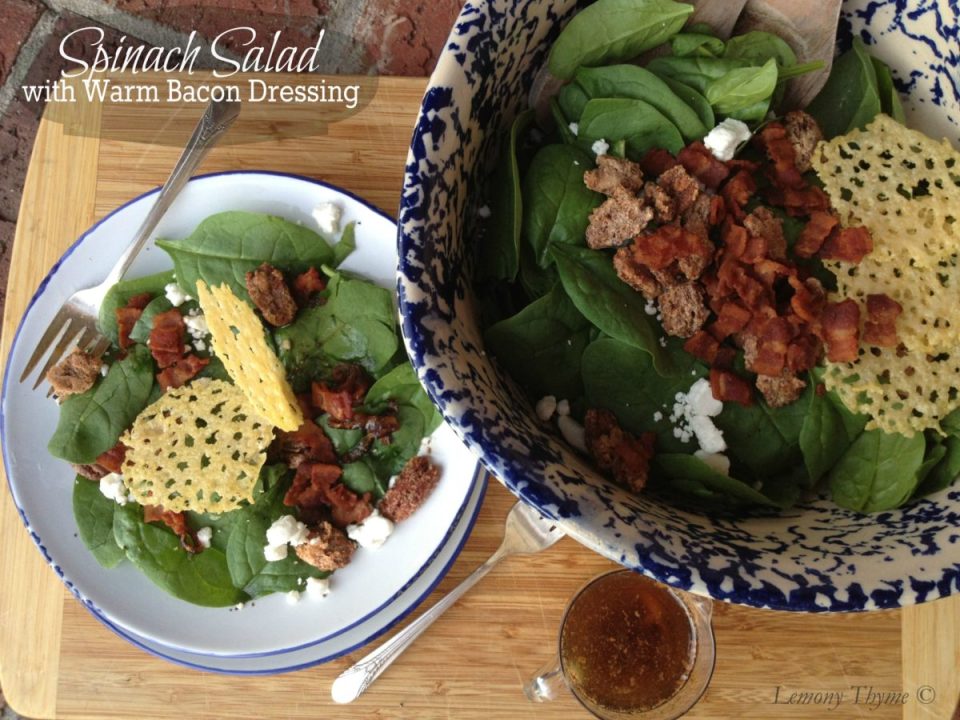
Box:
[814,114,960,435]
[121,379,272,513]
[196,280,303,432]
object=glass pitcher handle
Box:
[523,654,567,703]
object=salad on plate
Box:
[477,0,960,514]
[45,206,444,607]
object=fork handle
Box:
[331,546,508,704]
[102,99,241,288]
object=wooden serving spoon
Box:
[734,0,844,108]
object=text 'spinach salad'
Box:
[45,207,443,607]
[478,0,960,514]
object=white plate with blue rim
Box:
[2,171,483,657]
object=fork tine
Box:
[19,310,71,383]
[32,320,83,390]
[76,326,98,354]
[88,336,111,358]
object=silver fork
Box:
[19,98,241,390]
[330,501,566,704]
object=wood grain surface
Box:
[1,74,956,720]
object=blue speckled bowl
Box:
[397,0,960,611]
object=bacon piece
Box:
[743,206,786,261]
[275,419,337,469]
[863,293,902,347]
[795,211,838,258]
[773,185,832,216]
[149,309,185,369]
[786,333,822,372]
[711,300,752,339]
[821,299,860,362]
[284,462,343,510]
[708,194,726,226]
[379,455,440,522]
[748,317,792,376]
[788,277,826,323]
[116,292,153,351]
[143,505,197,553]
[584,409,655,493]
[709,369,753,406]
[638,148,678,177]
[716,258,768,309]
[326,483,373,528]
[96,443,127,475]
[819,226,873,264]
[292,267,327,307]
[630,225,714,274]
[156,354,209,391]
[720,221,748,260]
[752,258,793,287]
[758,123,805,190]
[677,141,730,190]
[311,364,372,423]
[721,170,756,220]
[726,158,761,174]
[683,330,720,364]
[245,263,298,326]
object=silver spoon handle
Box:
[103,99,241,288]
[331,545,509,704]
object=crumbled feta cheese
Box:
[568,122,579,136]
[183,312,209,341]
[653,411,663,422]
[591,138,610,157]
[347,510,394,549]
[264,544,288,562]
[286,590,301,605]
[703,118,751,162]
[164,282,192,307]
[658,336,667,347]
[233,602,245,611]
[557,399,571,417]
[99,473,129,505]
[686,378,723,417]
[196,526,213,549]
[192,338,206,352]
[558,415,587,453]
[279,338,291,351]
[305,576,331,599]
[477,205,492,219]
[690,414,726,454]
[99,363,109,377]
[694,450,730,476]
[644,300,658,316]
[313,202,342,235]
[266,514,309,547]
[535,395,557,422]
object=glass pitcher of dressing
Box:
[524,569,716,719]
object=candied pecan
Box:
[583,155,645,196]
[585,190,654,249]
[245,262,298,326]
[584,409,655,493]
[656,164,702,214]
[783,110,823,174]
[643,182,675,223]
[379,455,441,522]
[863,293,902,348]
[657,283,709,338]
[46,348,102,398]
[681,193,714,241]
[613,248,663,299]
[743,206,786,261]
[295,521,355,571]
[756,371,807,408]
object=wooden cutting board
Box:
[0,74,957,720]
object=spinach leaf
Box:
[671,32,724,58]
[548,0,693,80]
[654,454,783,508]
[519,241,559,300]
[365,362,443,436]
[705,58,778,116]
[917,435,960,495]
[574,65,708,142]
[807,37,881,139]
[482,110,534,281]
[660,77,715,130]
[342,459,387,498]
[156,211,335,300]
[713,380,809,478]
[557,83,591,123]
[319,415,364,455]
[485,284,593,400]
[723,30,796,67]
[551,98,579,145]
[113,503,245,607]
[224,465,328,596]
[274,271,398,385]
[98,270,175,345]
[799,383,868,485]
[523,144,602,267]
[368,405,427,477]
[128,295,174,344]
[331,222,357,267]
[646,56,749,95]
[582,337,703,453]
[941,407,960,436]
[828,429,926,512]
[73,477,124,568]
[552,244,673,376]
[871,56,906,123]
[49,344,155,464]
[577,98,685,159]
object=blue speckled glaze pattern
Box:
[397,0,960,611]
